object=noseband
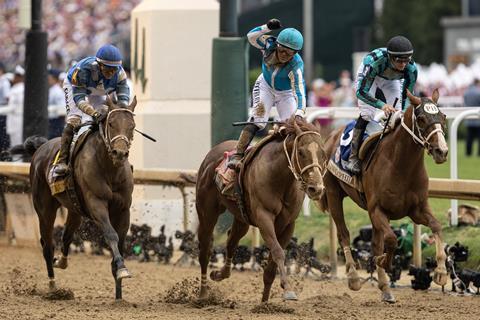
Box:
[400,105,445,150]
[98,108,134,155]
[283,131,326,189]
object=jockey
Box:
[53,44,130,175]
[227,19,306,169]
[345,35,418,174]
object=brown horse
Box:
[29,97,137,299]
[196,117,327,302]
[319,90,449,303]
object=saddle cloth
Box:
[328,119,388,192]
[48,125,93,196]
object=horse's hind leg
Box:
[37,205,58,290]
[261,222,296,302]
[210,218,249,282]
[410,204,448,287]
[197,201,222,300]
[53,211,82,269]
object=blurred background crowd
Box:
[1,0,480,157]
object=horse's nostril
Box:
[112,150,118,156]
[307,186,318,195]
[125,152,129,158]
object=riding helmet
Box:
[277,28,304,51]
[386,36,413,56]
[96,44,123,67]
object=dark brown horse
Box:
[196,117,327,302]
[29,97,137,299]
[319,90,448,302]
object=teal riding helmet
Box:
[277,28,304,51]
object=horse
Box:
[196,117,327,302]
[29,97,137,299]
[319,89,449,302]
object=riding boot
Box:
[345,117,368,175]
[227,124,259,170]
[53,123,75,175]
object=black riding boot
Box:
[53,123,75,175]
[227,124,259,170]
[345,117,368,175]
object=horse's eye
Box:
[417,115,427,127]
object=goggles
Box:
[277,44,297,56]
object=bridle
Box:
[98,108,134,155]
[400,104,445,151]
[283,131,327,190]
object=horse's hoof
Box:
[116,268,132,280]
[53,256,68,269]
[283,291,298,301]
[49,279,56,291]
[348,277,362,291]
[381,291,396,303]
[209,270,228,282]
[199,286,208,300]
[433,268,448,286]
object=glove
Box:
[294,109,305,120]
[93,110,107,123]
[267,18,282,30]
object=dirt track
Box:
[0,245,478,320]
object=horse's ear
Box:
[431,88,439,104]
[406,89,422,106]
[128,96,137,112]
[106,95,116,111]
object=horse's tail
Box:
[15,135,49,157]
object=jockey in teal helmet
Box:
[52,44,130,176]
[227,19,306,170]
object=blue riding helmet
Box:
[277,28,303,51]
[95,44,123,67]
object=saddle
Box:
[328,119,395,193]
[214,128,281,224]
[48,125,94,216]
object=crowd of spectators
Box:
[0,0,140,71]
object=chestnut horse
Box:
[29,97,137,299]
[196,117,327,302]
[319,90,449,303]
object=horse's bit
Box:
[99,108,134,154]
[400,105,445,150]
[283,131,327,189]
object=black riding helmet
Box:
[387,36,413,57]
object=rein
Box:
[98,108,134,154]
[283,131,326,189]
[400,106,444,150]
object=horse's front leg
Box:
[370,206,396,303]
[256,208,297,301]
[410,204,448,287]
[87,196,131,299]
[110,208,131,300]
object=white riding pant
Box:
[355,63,403,121]
[249,74,297,129]
[64,79,107,124]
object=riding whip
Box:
[134,129,157,142]
[364,97,398,171]
[232,120,283,126]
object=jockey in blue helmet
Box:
[52,44,130,176]
[227,19,306,170]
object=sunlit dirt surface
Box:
[0,245,478,320]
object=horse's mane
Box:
[281,116,321,137]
